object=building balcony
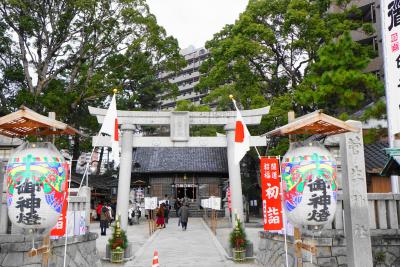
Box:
[171,71,200,84]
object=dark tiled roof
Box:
[381,155,400,176]
[132,147,228,174]
[71,173,119,189]
[364,142,388,174]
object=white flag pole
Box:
[78,89,119,191]
[229,95,262,159]
[63,159,73,267]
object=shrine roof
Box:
[262,110,358,137]
[364,142,389,174]
[381,147,400,176]
[132,147,228,174]
[0,106,81,137]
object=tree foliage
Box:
[0,19,25,116]
[296,32,384,119]
[198,0,383,145]
[0,0,185,159]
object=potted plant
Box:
[229,217,247,262]
[109,215,128,263]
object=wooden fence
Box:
[328,192,400,233]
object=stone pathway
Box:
[128,218,259,267]
[92,218,260,267]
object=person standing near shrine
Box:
[174,198,181,217]
[178,202,189,231]
[164,203,169,224]
[156,204,165,229]
[100,204,111,235]
[96,202,103,221]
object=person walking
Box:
[128,205,135,225]
[178,202,189,231]
[164,203,169,224]
[100,204,111,235]
[174,199,181,217]
[156,204,165,229]
[106,203,113,223]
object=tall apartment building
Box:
[331,1,383,76]
[159,46,209,110]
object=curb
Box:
[126,228,162,266]
[201,219,258,262]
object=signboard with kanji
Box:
[145,197,158,210]
[260,157,283,231]
[210,196,221,210]
[381,0,400,144]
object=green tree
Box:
[197,0,371,131]
[0,19,25,116]
[197,0,382,156]
[0,0,185,162]
[296,32,384,119]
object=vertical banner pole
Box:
[278,155,289,267]
[148,209,151,236]
[152,210,155,233]
[288,111,302,267]
[63,159,72,267]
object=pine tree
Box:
[229,217,247,250]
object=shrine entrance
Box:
[89,105,270,229]
[176,185,197,200]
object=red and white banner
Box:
[260,157,283,231]
[50,171,69,237]
[231,99,251,164]
[227,187,231,211]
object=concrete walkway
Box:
[129,218,259,267]
[92,218,260,267]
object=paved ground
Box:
[92,217,261,267]
[92,219,150,266]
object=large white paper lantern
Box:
[6,142,68,229]
[281,142,337,227]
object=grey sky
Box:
[146,0,248,49]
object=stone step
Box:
[168,208,225,218]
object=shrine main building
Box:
[131,147,228,205]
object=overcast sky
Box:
[146,0,249,49]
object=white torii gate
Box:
[89,106,270,230]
